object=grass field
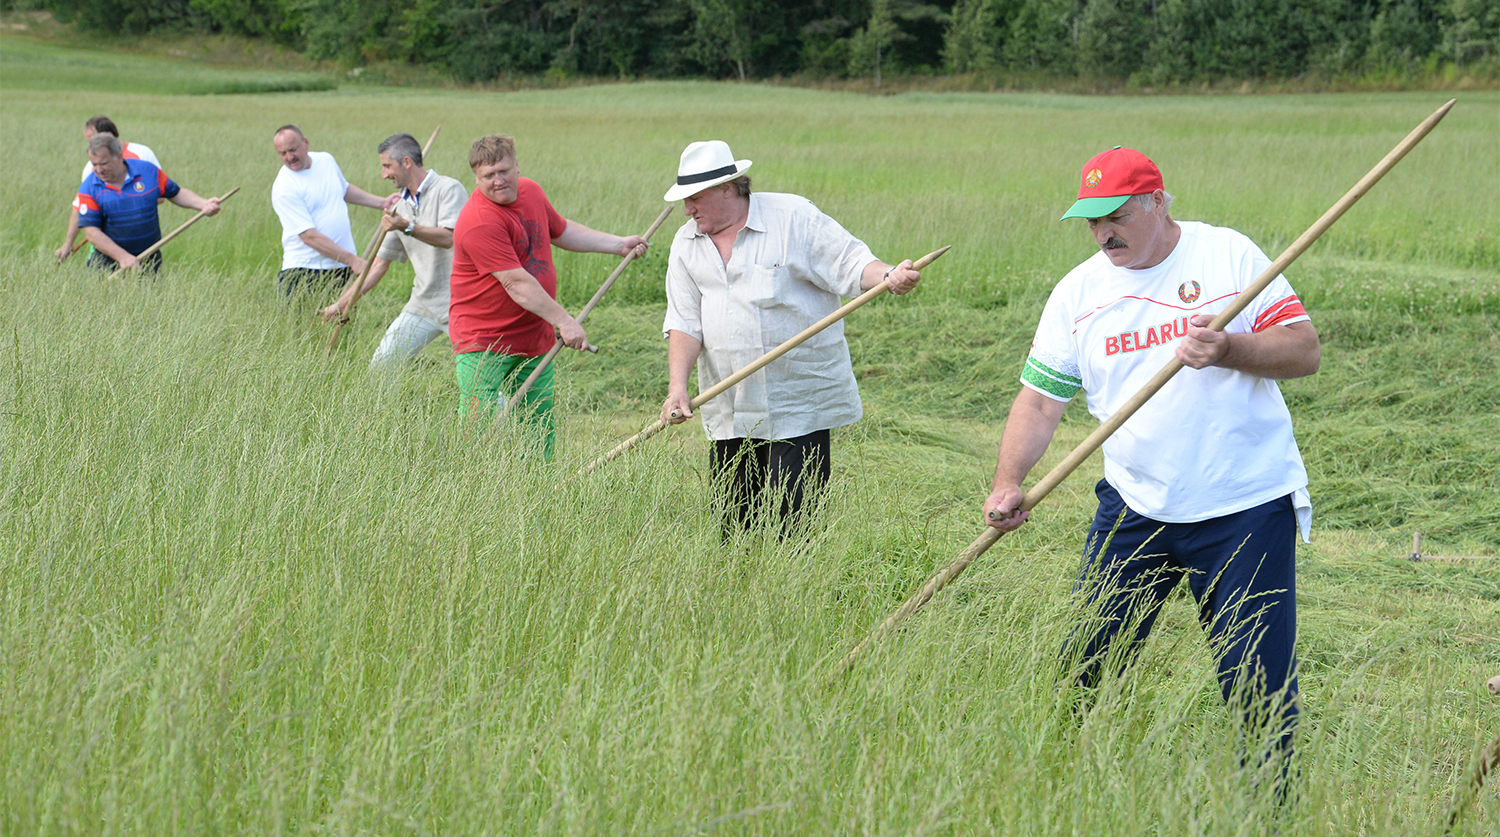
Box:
[1,35,1497,836]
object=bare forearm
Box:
[858,260,891,291]
[168,188,213,213]
[993,390,1067,490]
[408,224,453,249]
[83,228,131,263]
[1215,322,1321,379]
[63,208,81,246]
[344,184,387,210]
[667,330,702,395]
[554,219,614,253]
[497,270,572,325]
[299,229,358,267]
[858,257,920,294]
[341,258,389,304]
[554,219,647,258]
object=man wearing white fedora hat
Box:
[659,140,921,536]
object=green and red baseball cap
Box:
[1060,147,1164,220]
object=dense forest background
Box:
[7,0,1498,86]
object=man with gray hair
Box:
[270,124,391,296]
[659,140,921,537]
[74,133,220,272]
[984,146,1319,792]
[320,133,468,369]
[56,114,161,264]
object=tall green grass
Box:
[1,59,1497,835]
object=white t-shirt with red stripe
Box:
[1020,221,1312,536]
[80,141,159,183]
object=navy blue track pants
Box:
[1069,479,1300,753]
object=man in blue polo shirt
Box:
[75,133,221,273]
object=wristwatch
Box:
[403,219,416,235]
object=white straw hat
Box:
[664,140,752,202]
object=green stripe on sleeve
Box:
[1021,357,1082,400]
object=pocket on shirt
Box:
[746,264,790,309]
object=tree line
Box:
[16,0,1500,85]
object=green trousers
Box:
[455,351,556,459]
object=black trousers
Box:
[1068,480,1300,784]
[87,249,161,274]
[276,266,352,298]
[710,429,831,537]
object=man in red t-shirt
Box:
[450,134,649,458]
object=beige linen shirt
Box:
[663,192,877,441]
[375,170,468,325]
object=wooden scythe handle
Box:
[500,203,676,418]
[833,98,1458,677]
[112,186,241,274]
[580,244,952,476]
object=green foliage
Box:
[187,0,301,43]
[1369,0,1445,67]
[798,14,855,77]
[847,0,900,82]
[847,0,949,83]
[443,9,559,82]
[1075,0,1152,78]
[1441,0,1500,68]
[12,0,1500,84]
[1002,0,1074,72]
[943,0,1001,73]
[684,0,754,80]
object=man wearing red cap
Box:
[984,147,1320,783]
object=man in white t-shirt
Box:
[984,147,1320,786]
[55,115,161,264]
[270,124,391,297]
[319,132,467,369]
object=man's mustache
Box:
[1103,237,1125,249]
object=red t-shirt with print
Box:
[449,178,568,356]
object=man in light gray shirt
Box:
[322,133,468,369]
[660,140,921,536]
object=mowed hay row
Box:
[2,67,1498,836]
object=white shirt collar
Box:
[403,169,436,207]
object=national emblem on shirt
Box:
[134,181,145,193]
[1178,280,1201,303]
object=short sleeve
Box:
[155,166,180,200]
[544,197,566,239]
[801,203,876,298]
[1020,285,1083,402]
[466,217,524,276]
[75,192,102,229]
[1235,237,1309,332]
[662,237,703,342]
[271,179,316,238]
[330,156,350,194]
[376,225,408,262]
[128,142,160,168]
[435,180,465,229]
